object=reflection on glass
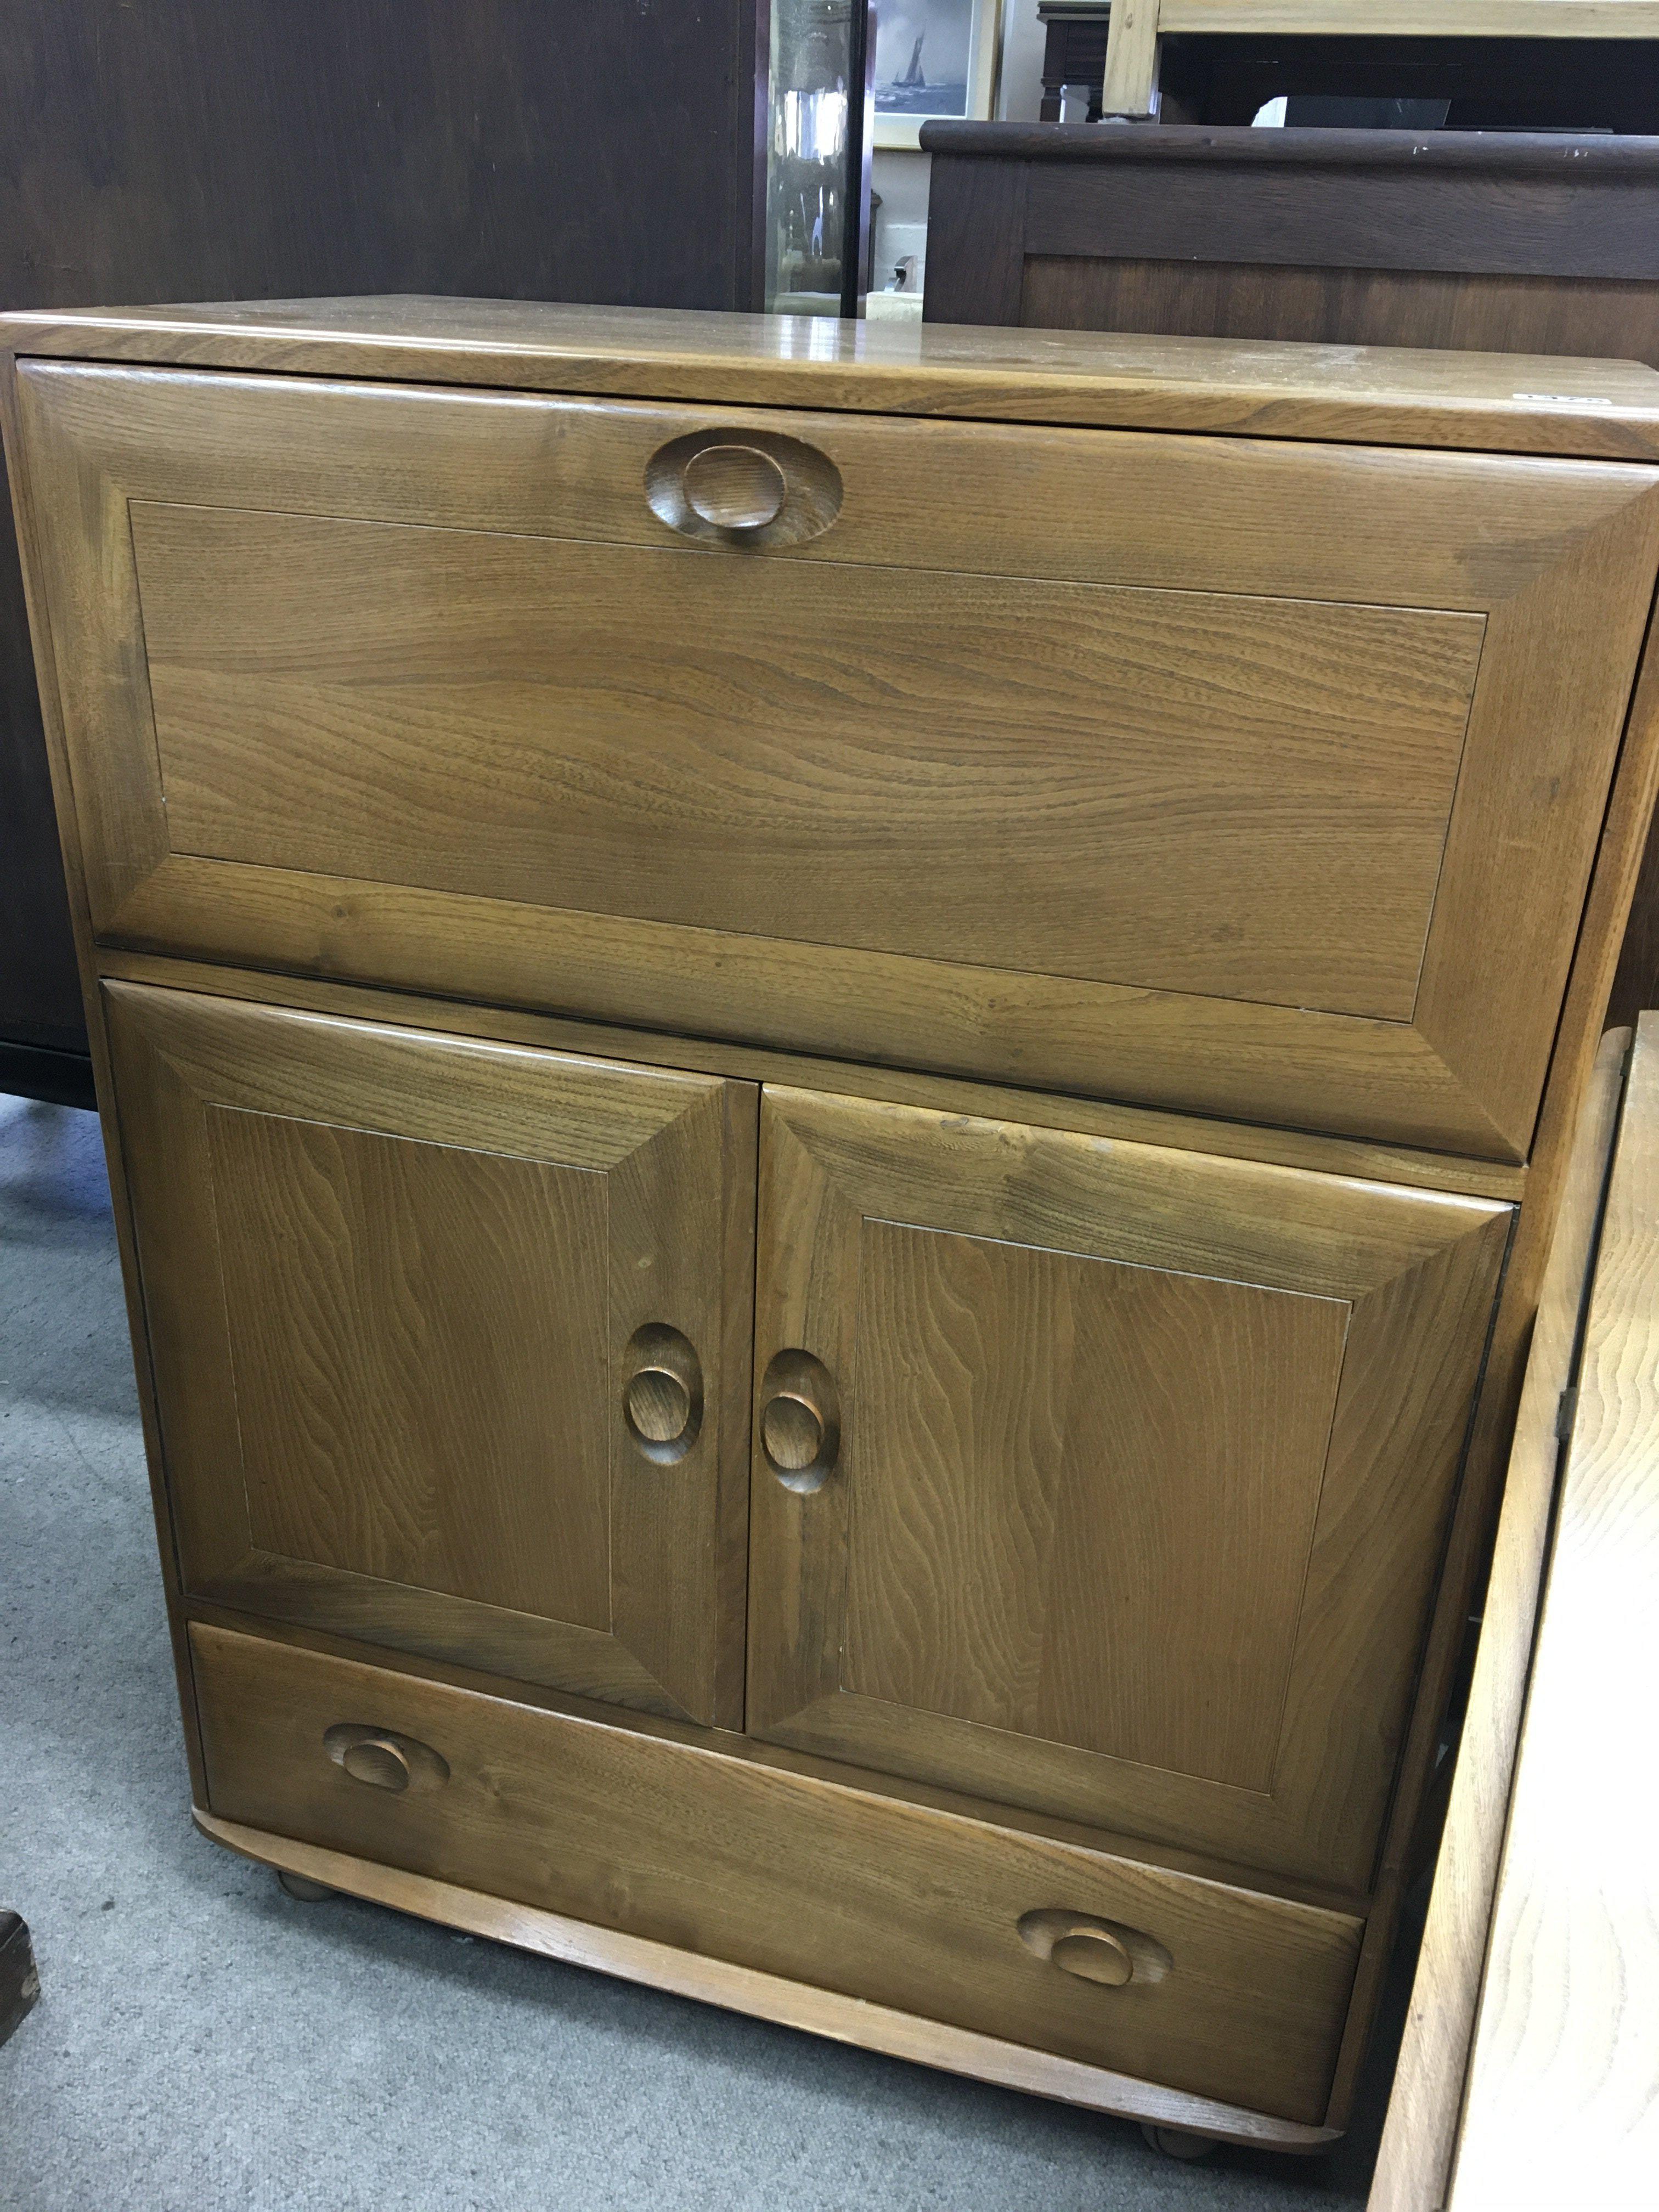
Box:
[765,0,870,317]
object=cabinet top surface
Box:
[7,295,1659,459]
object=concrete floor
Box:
[0,1093,1409,2211]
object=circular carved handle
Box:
[1051,1928,1134,1987]
[682,443,788,532]
[761,1391,823,1473]
[1016,1908,1173,1988]
[627,1365,692,1446]
[623,1323,703,1464]
[324,1723,449,1790]
[341,1735,411,1793]
[759,1349,840,1494]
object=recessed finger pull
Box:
[324,1723,449,1793]
[645,427,842,549]
[623,1322,703,1465]
[1017,1909,1173,1989]
[683,443,787,532]
[759,1348,840,1494]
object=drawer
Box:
[190,1622,1362,2126]
[22,360,1659,1155]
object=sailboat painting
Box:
[872,0,1002,149]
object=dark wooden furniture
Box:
[922,122,1659,1023]
[8,295,1659,2152]
[0,1912,40,2048]
[0,0,767,1107]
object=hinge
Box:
[1555,1386,1579,1441]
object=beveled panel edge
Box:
[193,1807,1345,2152]
[7,298,1659,460]
[98,859,1525,1164]
[198,1558,696,1726]
[93,946,1527,1202]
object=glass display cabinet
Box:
[764,0,873,315]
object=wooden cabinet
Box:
[7,297,1659,2153]
[747,1089,1510,1889]
[105,983,756,1728]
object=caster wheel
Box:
[276,1869,337,1903]
[1141,2123,1217,2162]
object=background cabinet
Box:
[105,984,757,1728]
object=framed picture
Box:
[872,0,1004,150]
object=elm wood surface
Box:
[19,360,1659,1160]
[1369,1026,1632,2212]
[103,984,757,1729]
[186,1594,1373,1916]
[12,298,1659,460]
[0,5,768,1083]
[919,119,1659,1093]
[190,1622,1363,2126]
[128,501,1485,1020]
[1321,612,1659,2128]
[195,1810,1341,2155]
[747,1088,1510,1891]
[87,947,1532,1204]
[1446,1014,1659,2205]
[9,301,1659,2145]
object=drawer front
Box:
[191,1622,1362,2125]
[22,361,1659,1155]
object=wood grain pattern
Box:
[104,981,757,1727]
[1023,257,1659,366]
[190,1621,1363,2125]
[1369,1026,1630,2212]
[10,296,1659,458]
[1325,609,1659,2130]
[1101,0,1163,114]
[210,1109,610,1627]
[129,497,1485,1023]
[840,1222,1351,1792]
[748,1087,1511,1889]
[195,1805,1341,2152]
[87,947,1532,1204]
[1448,1014,1659,2204]
[19,358,1659,1157]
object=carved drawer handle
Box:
[623,1322,703,1464]
[645,428,842,548]
[1017,1909,1173,1989]
[759,1348,840,1494]
[1052,1928,1133,1987]
[324,1723,449,1793]
[682,443,788,532]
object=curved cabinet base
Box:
[194,1806,1342,2157]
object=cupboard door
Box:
[105,982,755,1727]
[748,1089,1510,1889]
